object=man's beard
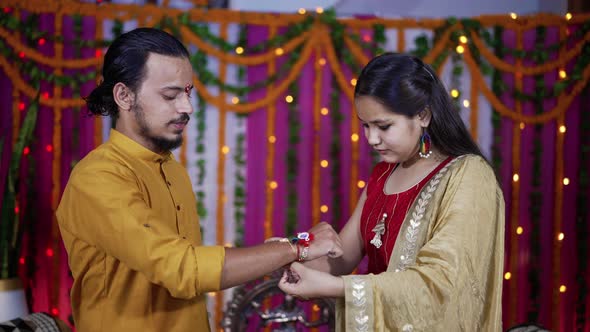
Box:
[133,103,187,153]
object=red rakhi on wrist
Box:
[295,232,314,247]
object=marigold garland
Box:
[0,27,100,68]
[507,29,524,327]
[180,26,311,66]
[1,2,588,125]
[469,28,590,75]
[463,47,590,124]
[551,25,569,329]
[190,34,316,113]
[214,22,229,329]
[313,44,322,229]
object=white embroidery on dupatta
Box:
[402,323,414,331]
[397,156,463,271]
[351,276,369,332]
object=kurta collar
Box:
[108,129,172,163]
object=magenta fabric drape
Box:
[498,25,588,331]
[0,12,99,328]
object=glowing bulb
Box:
[316,7,324,14]
[320,205,328,213]
[221,146,230,154]
[298,8,306,14]
[558,232,565,241]
[559,70,567,79]
[563,178,570,185]
[456,45,465,54]
[565,13,572,20]
[235,47,244,54]
[519,122,525,130]
[513,173,519,182]
[463,99,470,108]
[560,285,567,293]
[559,125,566,133]
[350,78,357,86]
[268,136,276,143]
[320,160,329,168]
[269,181,278,189]
[275,48,284,56]
[320,107,329,115]
[357,180,366,188]
[285,95,294,103]
[231,97,239,104]
[459,35,468,44]
[510,12,518,19]
[516,226,523,235]
[318,58,326,66]
[351,134,359,142]
[504,272,512,280]
[451,89,459,98]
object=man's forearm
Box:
[220,241,297,289]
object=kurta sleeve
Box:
[56,163,225,299]
[341,156,504,331]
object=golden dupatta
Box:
[336,155,505,332]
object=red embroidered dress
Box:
[360,157,452,274]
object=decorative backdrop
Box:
[0,1,589,331]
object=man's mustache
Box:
[170,114,190,125]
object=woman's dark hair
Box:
[354,52,484,159]
[85,28,190,118]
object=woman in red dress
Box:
[279,53,505,332]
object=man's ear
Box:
[418,106,432,127]
[113,82,134,112]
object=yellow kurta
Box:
[56,129,225,332]
[337,155,505,331]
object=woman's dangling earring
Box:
[419,129,432,159]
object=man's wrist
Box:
[265,237,298,260]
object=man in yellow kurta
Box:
[56,28,342,332]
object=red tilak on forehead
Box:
[184,83,191,95]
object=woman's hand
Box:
[278,262,345,299]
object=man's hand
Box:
[305,222,343,261]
